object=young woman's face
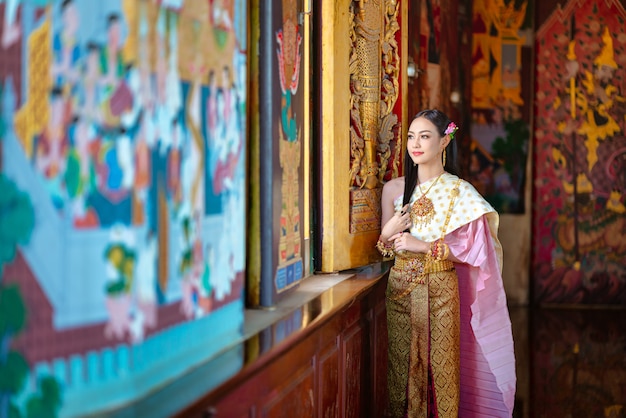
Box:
[406,116,444,166]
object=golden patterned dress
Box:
[386,173,516,417]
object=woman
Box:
[378,109,516,417]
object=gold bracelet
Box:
[376,238,395,258]
[437,242,450,261]
[429,240,439,259]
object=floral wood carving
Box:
[348,0,401,235]
[348,0,401,189]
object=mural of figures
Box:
[257,0,304,306]
[469,0,532,214]
[0,0,247,415]
[533,0,626,304]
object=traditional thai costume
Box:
[386,172,516,417]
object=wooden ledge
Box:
[174,262,391,417]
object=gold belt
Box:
[392,253,454,284]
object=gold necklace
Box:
[410,173,444,228]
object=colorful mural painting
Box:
[258,0,304,306]
[470,0,532,214]
[533,0,626,304]
[0,0,247,415]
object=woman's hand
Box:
[389,231,430,254]
[391,231,418,253]
[380,204,412,241]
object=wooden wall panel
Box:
[263,368,315,417]
[318,338,340,416]
[342,324,365,418]
[189,276,389,417]
[372,292,389,418]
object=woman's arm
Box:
[380,178,409,242]
[380,178,430,254]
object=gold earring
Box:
[443,149,447,167]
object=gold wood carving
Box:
[348,0,401,234]
[348,5,366,189]
[320,0,403,272]
[348,0,401,189]
[379,0,401,181]
[350,188,383,234]
[354,0,382,190]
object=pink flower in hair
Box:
[444,122,458,139]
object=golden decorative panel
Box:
[320,0,403,272]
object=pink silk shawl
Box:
[446,214,516,417]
